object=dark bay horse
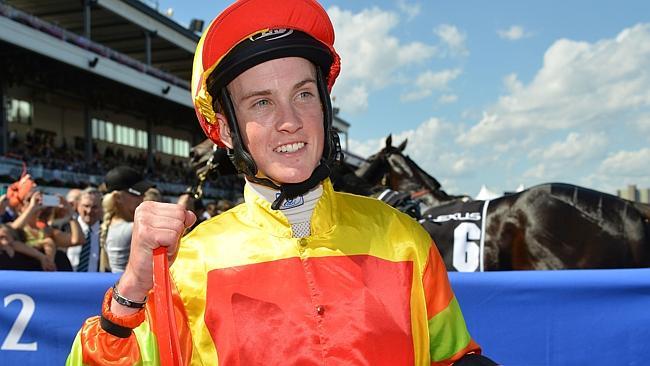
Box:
[188,137,650,271]
[361,136,650,271]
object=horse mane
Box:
[395,153,459,202]
[403,155,441,191]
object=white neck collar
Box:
[246,179,323,225]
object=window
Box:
[92,118,146,149]
[174,139,190,157]
[105,121,114,143]
[137,131,148,149]
[156,134,190,157]
[7,99,32,124]
[116,125,134,145]
[156,135,173,155]
[91,119,106,140]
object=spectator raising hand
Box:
[7,175,83,271]
[0,223,55,271]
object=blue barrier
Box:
[453,269,650,365]
[0,271,118,365]
[0,269,648,365]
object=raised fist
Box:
[113,201,195,314]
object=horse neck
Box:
[390,154,455,206]
[355,157,387,187]
[410,186,457,208]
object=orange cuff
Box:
[101,287,146,329]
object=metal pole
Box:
[145,31,152,66]
[83,0,91,39]
[0,84,7,156]
[147,119,154,173]
[84,105,93,165]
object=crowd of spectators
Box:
[5,128,244,194]
[0,129,245,271]
[0,169,237,272]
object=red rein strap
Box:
[153,247,183,366]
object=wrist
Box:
[109,278,148,317]
[102,288,145,337]
[115,272,150,305]
[112,280,147,308]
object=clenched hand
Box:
[112,201,196,316]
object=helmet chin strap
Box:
[219,67,341,211]
[270,162,331,210]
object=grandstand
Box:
[0,0,357,200]
[0,0,205,196]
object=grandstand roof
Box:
[2,0,198,97]
[8,0,199,59]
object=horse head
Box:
[187,138,238,198]
[359,135,467,208]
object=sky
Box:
[158,0,650,197]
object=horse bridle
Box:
[188,143,219,200]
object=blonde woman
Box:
[99,166,153,272]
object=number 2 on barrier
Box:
[453,222,481,272]
[2,294,37,351]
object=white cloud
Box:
[328,6,437,113]
[523,132,608,181]
[497,25,530,41]
[349,117,479,192]
[400,68,462,101]
[396,0,421,21]
[635,115,650,133]
[348,136,385,159]
[338,85,369,114]
[523,163,548,180]
[580,147,650,192]
[459,23,650,147]
[434,24,469,57]
[503,73,524,93]
[450,157,473,175]
[438,94,458,104]
[396,42,437,65]
[598,148,650,177]
[529,132,608,162]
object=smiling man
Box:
[67,1,495,365]
[222,56,326,186]
[66,187,102,272]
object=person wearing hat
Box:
[68,1,495,365]
[99,165,154,272]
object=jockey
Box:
[67,0,496,365]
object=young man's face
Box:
[219,57,325,184]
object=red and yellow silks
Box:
[67,179,480,365]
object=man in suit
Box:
[66,187,102,271]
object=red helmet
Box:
[191,0,341,148]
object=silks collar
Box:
[243,178,338,239]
